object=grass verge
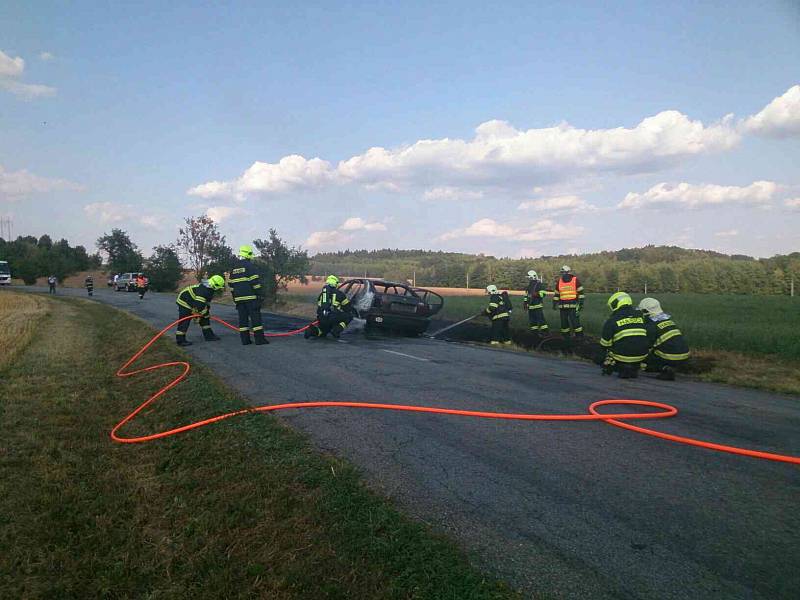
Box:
[0,290,49,368]
[0,293,518,599]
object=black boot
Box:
[240,331,252,345]
[176,338,193,347]
[254,332,269,345]
[204,330,221,341]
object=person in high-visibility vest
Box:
[523,269,549,341]
[228,245,268,346]
[305,275,355,339]
[552,265,584,339]
[598,291,650,378]
[85,275,94,296]
[637,297,690,381]
[136,273,149,300]
[174,275,225,346]
[484,284,512,345]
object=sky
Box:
[1,0,799,259]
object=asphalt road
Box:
[14,286,800,599]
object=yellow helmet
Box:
[207,274,226,290]
[239,244,254,259]
[326,275,339,286]
[607,291,632,311]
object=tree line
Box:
[1,216,309,302]
[310,246,800,295]
[0,235,101,284]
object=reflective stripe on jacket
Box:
[485,293,510,320]
[228,258,262,303]
[600,306,649,363]
[176,283,214,312]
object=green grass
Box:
[439,293,800,361]
[0,293,518,599]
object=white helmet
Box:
[560,265,571,274]
[486,284,498,295]
[638,297,663,317]
[527,270,538,279]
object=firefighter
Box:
[305,275,354,339]
[637,297,690,381]
[484,284,512,345]
[174,275,225,346]
[598,291,650,378]
[136,273,149,300]
[553,265,584,339]
[229,245,269,346]
[85,275,94,296]
[522,270,549,341]
[48,275,56,294]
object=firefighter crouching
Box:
[523,269,549,342]
[553,265,584,339]
[175,275,225,346]
[85,275,94,296]
[485,284,512,345]
[305,275,354,339]
[598,291,650,378]
[637,297,690,381]
[229,245,269,346]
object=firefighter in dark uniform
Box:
[637,297,690,380]
[85,275,94,296]
[523,269,549,341]
[553,265,584,339]
[305,275,354,339]
[175,275,225,346]
[229,245,268,346]
[484,284,512,345]
[598,291,650,378]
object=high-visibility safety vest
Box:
[556,277,578,301]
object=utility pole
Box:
[412,270,416,287]
[791,275,795,298]
[466,270,470,289]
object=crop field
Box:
[439,293,800,361]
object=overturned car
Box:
[339,278,444,335]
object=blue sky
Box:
[1,0,798,259]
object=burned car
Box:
[339,278,444,335]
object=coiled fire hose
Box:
[111,315,800,465]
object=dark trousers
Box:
[176,306,214,341]
[559,308,583,337]
[314,310,353,337]
[644,352,687,372]
[527,305,549,333]
[236,299,265,344]
[86,285,93,296]
[490,318,511,343]
[48,284,55,294]
[138,286,147,299]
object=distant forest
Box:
[310,246,800,295]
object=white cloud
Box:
[0,164,84,199]
[0,49,56,99]
[340,217,387,231]
[305,216,388,248]
[714,229,739,238]
[83,202,162,229]
[187,155,338,201]
[517,195,594,213]
[785,197,800,210]
[189,107,741,200]
[423,186,484,201]
[39,51,54,61]
[205,205,247,223]
[0,50,24,77]
[305,229,352,249]
[742,85,800,138]
[440,218,584,242]
[619,181,777,210]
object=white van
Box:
[0,261,10,285]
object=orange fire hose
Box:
[111,315,800,465]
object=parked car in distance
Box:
[115,272,142,291]
[0,260,11,285]
[339,278,444,335]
